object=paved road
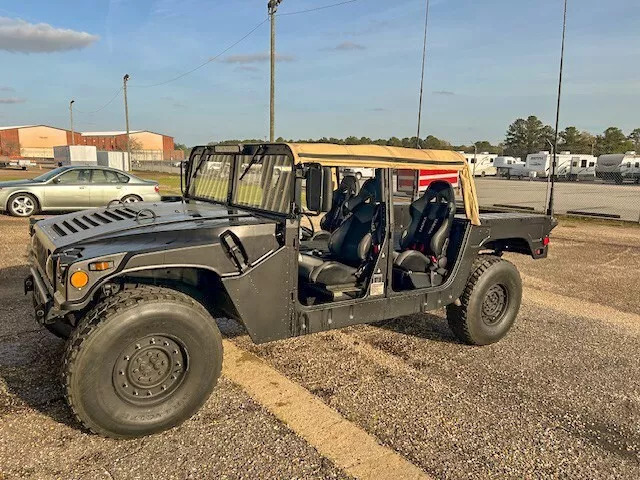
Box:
[475,177,640,222]
[0,215,639,479]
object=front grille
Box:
[49,207,138,237]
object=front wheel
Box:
[63,286,223,438]
[7,193,38,217]
[447,255,522,345]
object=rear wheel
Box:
[63,286,223,438]
[8,193,38,217]
[447,255,522,345]
[122,194,143,204]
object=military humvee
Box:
[25,143,555,438]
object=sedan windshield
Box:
[32,167,71,182]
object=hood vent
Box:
[50,207,138,237]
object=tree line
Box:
[178,117,640,159]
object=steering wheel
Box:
[300,213,315,241]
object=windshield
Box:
[233,154,293,214]
[189,153,234,203]
[32,167,70,182]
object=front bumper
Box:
[24,267,63,324]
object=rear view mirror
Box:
[306,164,333,212]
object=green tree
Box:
[594,127,634,156]
[628,128,640,152]
[504,116,554,160]
[559,127,596,154]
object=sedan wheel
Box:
[8,194,37,217]
[122,195,142,204]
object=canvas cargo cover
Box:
[286,143,480,225]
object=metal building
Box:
[0,125,81,158]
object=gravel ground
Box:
[0,212,638,479]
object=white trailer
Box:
[97,151,130,171]
[494,156,526,178]
[54,145,98,166]
[463,152,498,177]
[596,152,640,184]
[526,151,595,179]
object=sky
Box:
[0,0,638,147]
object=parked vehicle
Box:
[0,166,160,217]
[463,152,498,177]
[54,145,98,166]
[494,156,526,178]
[342,167,375,180]
[596,152,640,184]
[0,158,36,170]
[24,143,555,438]
[526,151,596,180]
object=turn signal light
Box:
[70,271,89,289]
[542,236,550,246]
[89,261,114,272]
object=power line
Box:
[130,18,269,88]
[276,0,359,16]
[74,87,123,114]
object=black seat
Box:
[393,181,456,289]
[319,175,358,233]
[299,179,381,289]
[301,177,378,253]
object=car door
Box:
[44,169,93,210]
[90,169,123,207]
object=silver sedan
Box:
[0,166,162,217]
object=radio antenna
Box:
[415,0,431,149]
[548,0,568,216]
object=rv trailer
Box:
[494,156,527,178]
[596,152,640,184]
[526,151,596,180]
[462,152,498,177]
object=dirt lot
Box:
[0,171,639,478]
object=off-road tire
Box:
[62,286,223,438]
[447,255,522,346]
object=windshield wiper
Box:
[239,145,266,181]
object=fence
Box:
[474,175,640,223]
[131,160,182,174]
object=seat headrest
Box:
[346,178,381,211]
[424,180,455,205]
[339,175,358,195]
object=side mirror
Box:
[306,164,333,212]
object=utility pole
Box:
[123,74,132,164]
[69,100,75,145]
[268,0,282,143]
[415,0,431,149]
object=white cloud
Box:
[0,97,26,104]
[221,52,296,64]
[0,17,99,53]
[0,86,15,92]
[433,90,455,96]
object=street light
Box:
[268,0,283,142]
[69,100,75,145]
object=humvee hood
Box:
[33,201,272,250]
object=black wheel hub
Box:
[113,335,187,403]
[481,284,508,325]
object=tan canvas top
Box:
[285,143,480,225]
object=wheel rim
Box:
[11,195,35,216]
[123,196,141,203]
[481,284,509,326]
[113,335,188,404]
